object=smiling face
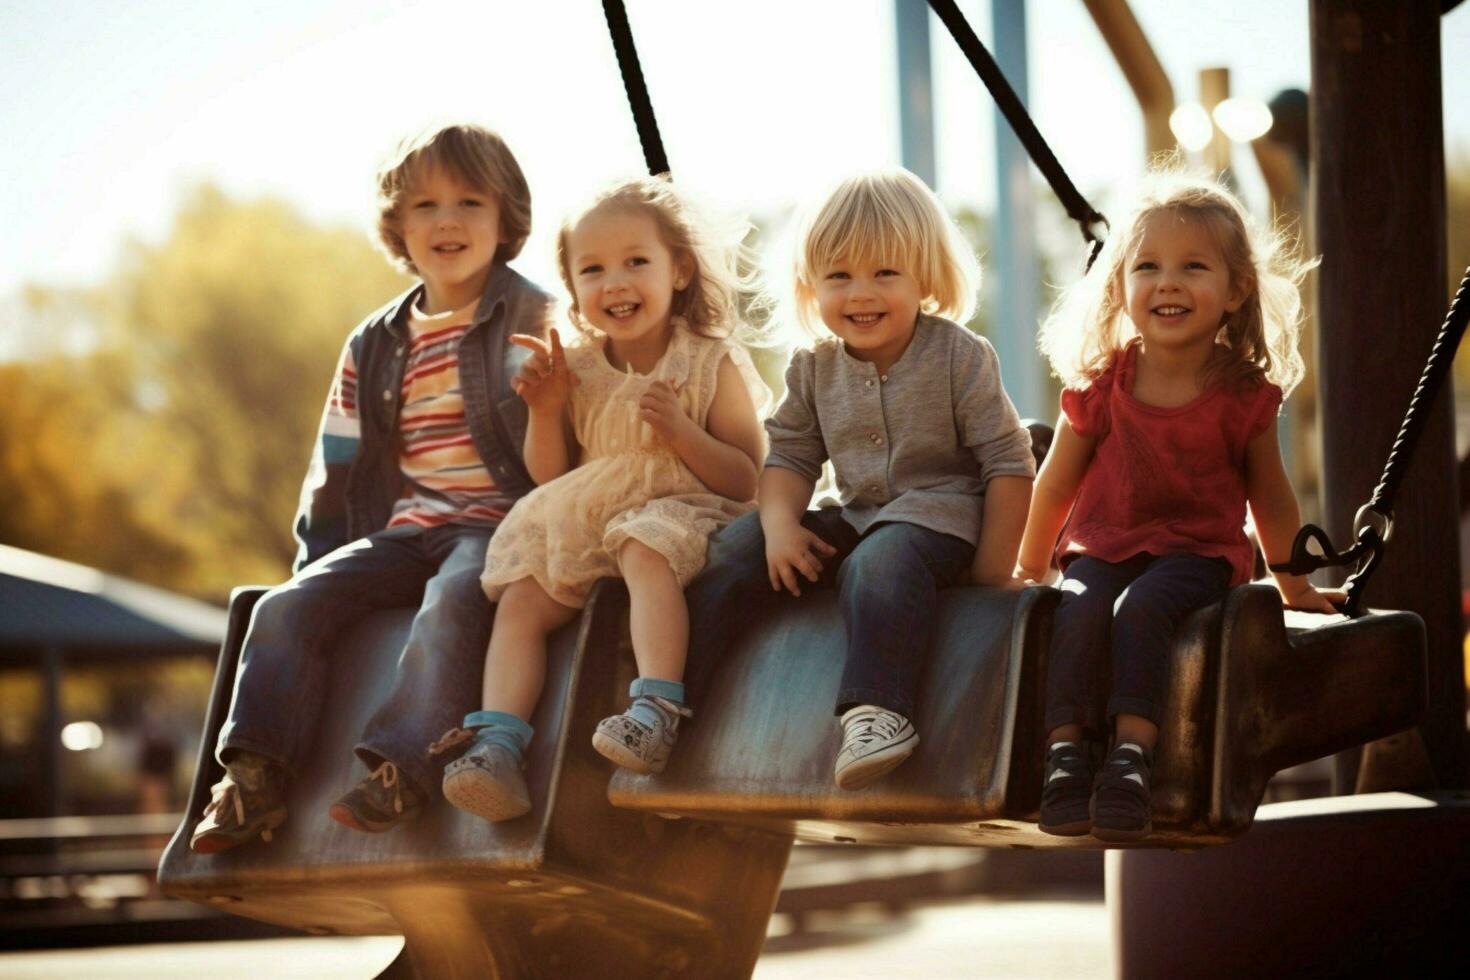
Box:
[399,164,504,313]
[1123,210,1246,356]
[564,206,693,357]
[813,255,924,369]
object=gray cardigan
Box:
[765,315,1036,545]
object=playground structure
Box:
[159,2,1469,976]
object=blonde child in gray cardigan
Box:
[684,169,1035,790]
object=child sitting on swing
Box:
[1017,171,1338,842]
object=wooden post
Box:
[1310,0,1467,788]
[1081,0,1176,159]
[1199,67,1231,176]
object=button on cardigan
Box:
[764,315,1036,545]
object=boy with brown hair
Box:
[190,122,553,852]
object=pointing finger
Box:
[509,334,551,357]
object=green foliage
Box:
[0,184,409,599]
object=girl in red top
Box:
[1016,172,1336,841]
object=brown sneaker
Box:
[327,761,425,833]
[189,754,288,854]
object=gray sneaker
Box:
[591,695,692,774]
[442,740,531,822]
[834,706,918,790]
[189,753,288,853]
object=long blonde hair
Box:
[1037,169,1309,396]
[788,168,980,339]
[555,175,770,344]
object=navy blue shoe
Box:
[1039,741,1094,837]
[1090,743,1153,843]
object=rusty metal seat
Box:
[159,584,791,978]
[610,584,1425,849]
[159,580,1424,977]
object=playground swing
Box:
[601,0,1431,846]
[157,2,1445,975]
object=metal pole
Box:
[1310,0,1466,789]
[1251,90,1318,519]
[43,646,63,818]
[990,0,1044,419]
[895,0,936,188]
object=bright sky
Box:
[3,0,1469,301]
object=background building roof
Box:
[0,545,226,650]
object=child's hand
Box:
[639,380,697,448]
[765,522,838,597]
[1013,564,1053,587]
[1277,577,1342,614]
[966,568,1030,589]
[510,328,579,415]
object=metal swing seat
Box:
[158,2,1453,975]
[155,571,1425,976]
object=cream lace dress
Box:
[481,325,769,609]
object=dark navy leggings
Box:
[1044,552,1232,737]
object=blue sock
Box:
[462,710,533,763]
[627,678,684,728]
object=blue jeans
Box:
[1044,553,1233,736]
[684,508,974,719]
[216,523,494,795]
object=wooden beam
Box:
[1310,0,1467,788]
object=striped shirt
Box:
[380,298,515,529]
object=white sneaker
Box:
[591,695,692,774]
[834,705,918,790]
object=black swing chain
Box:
[1270,265,1470,618]
[601,0,1109,264]
[601,0,670,177]
[600,0,1470,619]
[924,0,1109,268]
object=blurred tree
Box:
[0,354,189,584]
[1,184,409,599]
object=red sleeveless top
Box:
[1057,344,1282,586]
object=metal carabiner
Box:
[1351,503,1393,546]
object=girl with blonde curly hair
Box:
[1017,170,1336,843]
[435,175,772,822]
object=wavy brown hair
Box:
[375,122,531,274]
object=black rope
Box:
[1367,266,1470,518]
[601,0,669,177]
[925,0,1108,267]
[1271,265,1470,617]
